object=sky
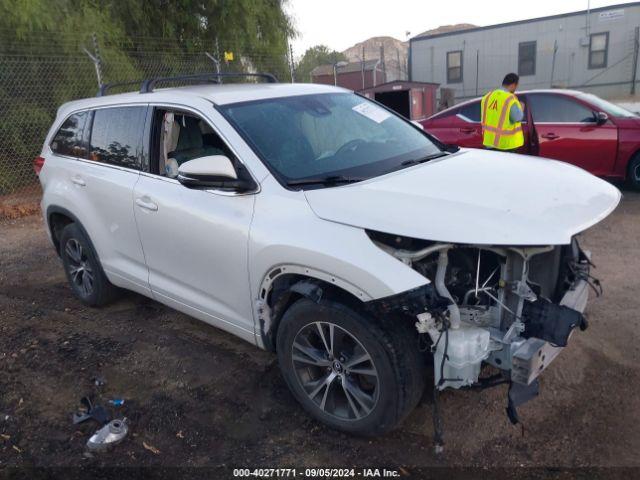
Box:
[286,0,630,56]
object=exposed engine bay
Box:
[368,230,599,445]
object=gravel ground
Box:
[0,191,639,472]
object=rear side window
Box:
[529,94,595,123]
[89,106,147,170]
[457,101,481,122]
[51,112,89,158]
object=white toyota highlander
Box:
[36,74,620,445]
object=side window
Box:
[518,41,536,76]
[51,111,89,158]
[457,101,481,122]
[155,109,232,178]
[89,106,147,170]
[589,32,609,69]
[529,94,595,123]
[446,51,463,84]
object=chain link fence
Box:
[0,37,291,220]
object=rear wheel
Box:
[627,153,640,190]
[276,298,425,436]
[59,223,119,306]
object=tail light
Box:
[33,156,45,175]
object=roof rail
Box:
[96,72,278,97]
[140,72,278,93]
[97,80,144,97]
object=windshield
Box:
[219,93,442,186]
[578,93,638,118]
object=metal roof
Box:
[411,2,640,42]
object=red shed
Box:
[359,81,439,120]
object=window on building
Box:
[89,106,147,170]
[51,111,90,158]
[528,94,595,123]
[518,41,536,76]
[589,32,609,69]
[447,51,463,83]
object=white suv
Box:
[37,75,620,441]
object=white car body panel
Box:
[247,175,429,308]
[304,148,621,246]
[39,155,151,297]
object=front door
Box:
[528,93,618,175]
[132,107,256,343]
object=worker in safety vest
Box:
[481,73,524,151]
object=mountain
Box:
[342,36,408,82]
[415,23,477,38]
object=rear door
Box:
[424,101,484,148]
[75,105,151,295]
[528,93,618,175]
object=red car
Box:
[421,89,640,189]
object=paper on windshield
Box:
[352,102,391,124]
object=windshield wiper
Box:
[400,151,449,167]
[287,175,365,187]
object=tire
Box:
[59,223,119,307]
[276,298,426,436]
[628,153,640,191]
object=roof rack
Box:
[96,72,278,97]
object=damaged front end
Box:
[367,230,600,446]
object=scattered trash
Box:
[86,418,128,451]
[72,396,110,425]
[176,431,184,439]
[93,375,106,387]
[0,434,10,441]
[108,398,125,407]
[142,441,160,455]
[12,445,22,453]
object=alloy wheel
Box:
[291,321,379,421]
[64,238,94,297]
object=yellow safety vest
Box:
[480,89,524,150]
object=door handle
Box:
[70,176,86,187]
[459,127,476,134]
[135,197,158,212]
[541,133,559,140]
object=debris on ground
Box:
[143,441,161,455]
[72,396,110,425]
[108,398,125,407]
[86,418,128,451]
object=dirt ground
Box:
[1,191,639,472]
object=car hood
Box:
[303,149,621,245]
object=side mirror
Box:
[177,155,253,191]
[595,111,609,125]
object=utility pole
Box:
[362,45,365,89]
[379,44,386,83]
[288,42,296,83]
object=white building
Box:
[409,2,640,102]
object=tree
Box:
[295,45,347,83]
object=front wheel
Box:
[276,298,426,436]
